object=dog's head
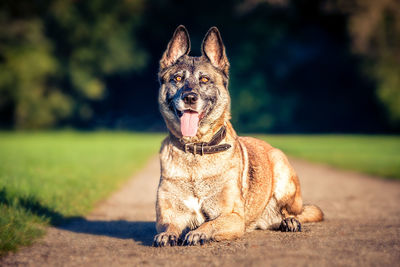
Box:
[158,25,230,141]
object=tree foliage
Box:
[0,0,146,129]
[0,0,398,132]
[331,0,400,126]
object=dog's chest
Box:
[160,149,232,219]
[160,144,233,183]
[162,158,227,201]
[181,195,220,223]
[159,142,243,223]
[160,170,224,223]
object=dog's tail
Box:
[296,204,324,223]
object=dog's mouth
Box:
[175,108,206,137]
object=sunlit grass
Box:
[258,135,400,179]
[0,131,164,256]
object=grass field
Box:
[0,132,164,256]
[258,135,400,179]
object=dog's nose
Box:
[182,92,198,105]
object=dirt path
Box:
[2,155,400,266]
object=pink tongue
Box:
[180,111,199,137]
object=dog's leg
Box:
[183,212,245,246]
[154,193,185,247]
[153,223,182,247]
[154,187,204,247]
[154,202,195,247]
[278,175,303,232]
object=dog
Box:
[154,25,323,247]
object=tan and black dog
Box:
[154,25,323,247]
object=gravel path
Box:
[2,155,400,266]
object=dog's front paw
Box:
[183,231,208,246]
[279,217,302,232]
[153,232,178,247]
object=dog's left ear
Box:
[160,25,191,70]
[202,27,229,76]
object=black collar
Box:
[170,126,231,155]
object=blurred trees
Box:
[330,0,400,126]
[0,16,61,129]
[0,0,399,132]
[0,0,146,129]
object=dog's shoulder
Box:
[238,136,277,182]
[238,136,292,169]
[238,136,274,158]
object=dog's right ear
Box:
[160,25,191,69]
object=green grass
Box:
[258,135,400,179]
[0,131,164,256]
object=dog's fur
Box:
[154,25,323,247]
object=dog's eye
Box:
[174,75,183,82]
[200,76,209,83]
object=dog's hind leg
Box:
[267,148,323,232]
[279,183,303,232]
[278,174,324,232]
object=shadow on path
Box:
[59,219,156,246]
[0,187,156,247]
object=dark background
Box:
[1,0,399,133]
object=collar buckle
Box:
[184,143,191,153]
